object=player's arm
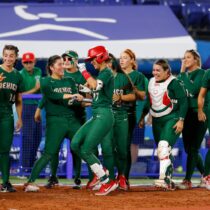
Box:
[198,87,207,122]
[138,94,150,128]
[15,93,23,131]
[77,63,102,90]
[170,80,188,134]
[133,73,146,100]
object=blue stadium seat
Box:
[137,0,162,5]
[54,0,133,5]
[164,0,183,19]
[182,3,206,28]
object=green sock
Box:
[196,154,205,175]
[204,150,210,176]
[0,153,10,184]
[50,153,59,177]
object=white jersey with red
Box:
[148,75,175,118]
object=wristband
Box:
[82,70,91,80]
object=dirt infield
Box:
[1,186,210,210]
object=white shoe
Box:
[154,179,175,191]
[198,176,206,188]
[92,183,102,191]
[204,175,210,190]
[24,183,40,192]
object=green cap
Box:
[62,50,78,60]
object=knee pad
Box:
[157,140,171,160]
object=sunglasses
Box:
[63,57,72,62]
[23,61,33,64]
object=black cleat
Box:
[73,178,81,190]
[0,182,16,193]
[45,176,59,189]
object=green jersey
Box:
[40,76,78,117]
[178,68,205,111]
[92,68,114,109]
[201,69,210,107]
[64,70,86,87]
[113,72,133,112]
[64,69,86,123]
[0,66,24,115]
[127,70,145,113]
[20,67,42,105]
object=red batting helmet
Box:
[85,46,109,64]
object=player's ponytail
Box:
[46,55,61,75]
[109,53,123,73]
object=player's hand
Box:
[15,118,23,132]
[72,94,84,102]
[0,72,6,82]
[173,120,184,134]
[77,63,86,73]
[34,108,41,122]
[180,58,187,73]
[198,109,206,122]
[112,94,121,103]
[138,118,145,128]
[34,80,40,91]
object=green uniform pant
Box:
[182,109,207,180]
[125,111,136,179]
[71,108,114,176]
[28,115,81,182]
[152,115,180,147]
[204,106,210,177]
[112,110,128,176]
[50,113,85,179]
[0,114,14,184]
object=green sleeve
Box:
[142,92,150,114]
[202,70,210,89]
[169,79,188,119]
[40,78,64,101]
[38,97,46,109]
[136,72,145,91]
[178,71,204,95]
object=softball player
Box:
[197,69,210,190]
[139,59,188,190]
[0,45,24,192]
[119,49,146,185]
[109,53,136,190]
[177,50,207,189]
[44,50,86,189]
[71,46,118,196]
[25,55,83,192]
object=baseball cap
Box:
[22,52,35,63]
[62,50,78,60]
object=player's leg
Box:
[113,111,129,190]
[25,117,67,191]
[125,112,136,180]
[101,129,115,180]
[180,111,207,189]
[154,117,179,190]
[78,109,117,195]
[67,117,83,189]
[0,116,16,192]
[45,153,59,189]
